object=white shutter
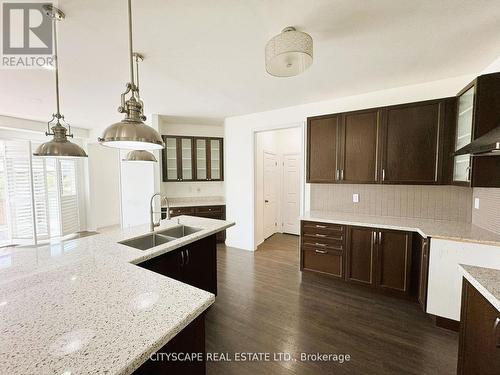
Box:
[31,157,50,239]
[59,160,79,235]
[4,140,34,240]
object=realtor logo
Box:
[1,1,55,68]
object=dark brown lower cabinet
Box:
[162,205,226,243]
[376,229,412,294]
[138,234,217,295]
[300,221,345,278]
[301,221,415,299]
[345,227,375,285]
[457,279,500,375]
[134,313,206,375]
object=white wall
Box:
[225,74,473,251]
[87,144,121,230]
[159,119,225,198]
[254,127,302,246]
[119,150,156,228]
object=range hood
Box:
[455,125,500,156]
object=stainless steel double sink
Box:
[118,225,202,251]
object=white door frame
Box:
[252,122,306,249]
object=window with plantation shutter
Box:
[3,140,34,241]
[59,160,79,236]
[32,157,50,239]
[0,139,82,245]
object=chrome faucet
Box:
[150,193,161,232]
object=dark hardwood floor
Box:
[206,233,458,375]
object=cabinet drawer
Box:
[302,221,344,233]
[302,238,344,251]
[302,248,344,278]
[168,207,195,217]
[302,232,344,244]
[194,206,224,215]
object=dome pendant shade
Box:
[34,124,87,158]
[265,26,313,77]
[123,150,157,162]
[99,119,164,150]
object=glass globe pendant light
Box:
[265,26,313,77]
[33,5,87,158]
[98,0,164,150]
[122,53,158,162]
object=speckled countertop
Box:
[0,215,235,375]
[163,196,225,208]
[301,211,500,246]
[460,265,500,312]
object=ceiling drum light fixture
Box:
[98,0,164,150]
[265,26,313,77]
[33,5,87,158]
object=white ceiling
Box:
[1,0,500,132]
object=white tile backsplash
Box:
[472,188,500,234]
[310,184,472,222]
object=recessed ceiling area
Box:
[1,0,499,132]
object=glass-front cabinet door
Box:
[195,139,207,180]
[163,136,179,181]
[180,138,193,181]
[453,85,475,183]
[209,138,223,181]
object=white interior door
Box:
[263,152,278,239]
[282,153,300,235]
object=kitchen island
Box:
[0,216,234,375]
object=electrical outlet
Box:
[353,193,359,203]
[474,197,480,210]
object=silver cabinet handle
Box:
[382,169,386,181]
[315,224,327,229]
[185,249,190,265]
[180,250,185,267]
[336,169,339,180]
[494,317,500,348]
[315,233,327,238]
[373,231,377,245]
[341,169,344,180]
[378,231,382,244]
[314,242,327,247]
[315,249,328,254]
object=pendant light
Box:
[33,5,87,158]
[98,0,164,150]
[122,53,158,162]
[265,26,313,77]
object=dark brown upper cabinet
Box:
[306,115,340,183]
[452,72,500,187]
[339,109,380,183]
[162,135,223,182]
[379,98,454,185]
[306,97,455,185]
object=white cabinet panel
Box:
[427,238,500,320]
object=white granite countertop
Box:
[460,264,500,312]
[301,211,500,246]
[163,196,225,208]
[0,215,235,375]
